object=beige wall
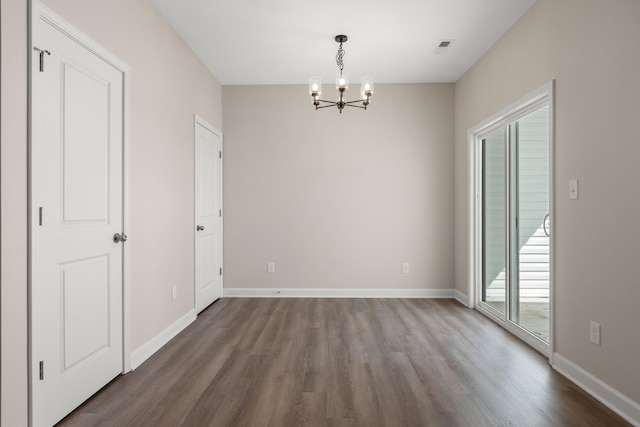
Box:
[223,84,454,292]
[1,0,222,424]
[455,0,640,403]
[1,0,29,424]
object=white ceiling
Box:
[150,0,538,85]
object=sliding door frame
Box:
[467,81,555,362]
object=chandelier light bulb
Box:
[360,76,374,96]
[308,76,322,96]
[336,70,349,90]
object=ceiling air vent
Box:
[434,39,455,54]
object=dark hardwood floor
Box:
[57,298,630,426]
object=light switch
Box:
[267,262,275,273]
[569,180,578,200]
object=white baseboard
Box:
[130,309,197,370]
[454,289,470,307]
[223,288,454,299]
[553,353,640,426]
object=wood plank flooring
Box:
[57,298,630,426]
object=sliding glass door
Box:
[479,105,550,350]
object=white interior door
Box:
[31,15,125,427]
[194,117,223,313]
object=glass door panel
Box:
[481,130,506,314]
[511,107,550,342]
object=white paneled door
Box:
[194,117,223,313]
[31,14,126,427]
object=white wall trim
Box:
[223,288,454,299]
[553,354,640,426]
[122,67,132,374]
[454,290,470,307]
[37,5,129,71]
[130,309,197,370]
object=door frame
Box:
[28,3,132,421]
[467,81,555,362]
[193,115,223,310]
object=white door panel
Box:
[32,16,124,427]
[195,118,223,313]
[60,255,111,369]
[62,62,111,222]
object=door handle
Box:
[113,232,128,243]
[196,225,205,231]
[543,213,550,237]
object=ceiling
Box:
[150,0,538,85]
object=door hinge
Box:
[220,267,222,276]
[34,47,51,72]
[219,209,222,217]
[39,361,44,380]
[219,151,222,159]
[39,207,43,226]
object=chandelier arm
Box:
[342,99,368,105]
[344,104,366,109]
[315,98,341,105]
[315,103,340,109]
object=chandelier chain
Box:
[336,42,345,74]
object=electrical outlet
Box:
[402,263,410,274]
[171,285,177,300]
[589,321,601,346]
[267,262,275,273]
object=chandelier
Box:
[309,35,374,113]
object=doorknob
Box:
[113,232,128,243]
[196,225,205,231]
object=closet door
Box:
[32,15,126,427]
[194,117,223,313]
